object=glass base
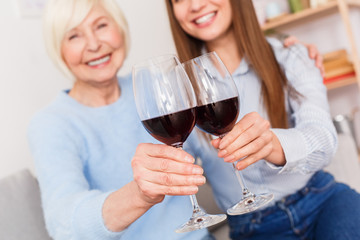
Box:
[227,193,274,215]
[175,212,227,233]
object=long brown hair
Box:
[166,0,292,129]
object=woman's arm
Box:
[28,114,205,238]
[212,43,337,174]
[103,143,204,232]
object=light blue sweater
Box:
[28,74,209,240]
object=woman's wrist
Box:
[102,181,158,232]
[265,132,286,166]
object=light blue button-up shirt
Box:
[186,37,338,212]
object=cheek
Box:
[62,44,82,67]
[112,35,124,50]
[173,6,186,25]
[104,28,124,49]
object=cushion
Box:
[325,133,360,192]
[0,169,52,240]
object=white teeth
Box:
[195,12,215,24]
[87,55,110,66]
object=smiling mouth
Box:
[194,12,216,25]
[87,55,111,66]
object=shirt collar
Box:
[232,57,250,76]
[200,47,250,76]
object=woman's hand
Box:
[283,36,325,77]
[131,143,205,205]
[103,143,205,232]
[211,112,285,170]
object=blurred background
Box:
[0,0,359,180]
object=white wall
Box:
[1,1,360,179]
[0,0,176,179]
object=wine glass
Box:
[132,54,227,233]
[183,52,274,215]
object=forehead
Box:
[77,4,110,27]
[66,3,110,32]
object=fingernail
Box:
[219,141,228,149]
[218,149,227,157]
[184,156,195,163]
[195,176,206,184]
[236,162,244,170]
[192,167,203,175]
[224,155,235,162]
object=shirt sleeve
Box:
[27,113,125,240]
[269,40,338,174]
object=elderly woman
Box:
[27,0,210,239]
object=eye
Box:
[97,23,107,29]
[69,34,78,40]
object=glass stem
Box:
[219,135,251,197]
[189,194,203,215]
[175,144,204,216]
[232,163,252,197]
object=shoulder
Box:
[267,37,313,67]
[266,37,322,85]
[27,93,79,138]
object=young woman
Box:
[27,0,211,239]
[166,0,360,239]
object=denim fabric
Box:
[202,233,216,240]
[227,171,360,240]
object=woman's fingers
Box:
[234,142,273,170]
[136,180,199,198]
[135,167,206,187]
[283,36,325,77]
[218,112,258,150]
[132,144,203,175]
[218,112,270,159]
[211,138,221,149]
[304,44,325,77]
[222,129,272,163]
[139,143,195,163]
[131,143,205,200]
[283,35,298,47]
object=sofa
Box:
[1,134,359,240]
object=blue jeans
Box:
[227,171,360,240]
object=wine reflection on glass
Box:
[183,52,274,215]
[132,54,227,233]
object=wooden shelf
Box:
[348,0,360,7]
[261,2,338,31]
[261,0,360,91]
[326,76,357,90]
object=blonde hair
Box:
[43,0,130,80]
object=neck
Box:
[205,29,241,74]
[69,77,120,107]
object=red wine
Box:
[196,97,239,136]
[141,108,196,147]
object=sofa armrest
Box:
[0,169,52,240]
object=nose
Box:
[86,31,101,52]
[190,0,206,12]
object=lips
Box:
[86,54,111,67]
[194,12,216,25]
